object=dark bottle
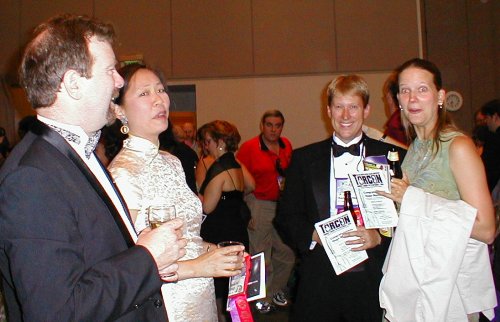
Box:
[343,191,357,226]
[387,148,403,179]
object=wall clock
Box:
[445,91,463,112]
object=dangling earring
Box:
[399,105,403,111]
[120,118,129,134]
[438,103,443,109]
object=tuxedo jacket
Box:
[275,136,406,277]
[0,121,166,321]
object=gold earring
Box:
[120,118,129,134]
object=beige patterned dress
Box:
[108,135,217,322]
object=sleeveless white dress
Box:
[108,135,217,322]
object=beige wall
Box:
[170,72,391,149]
[1,0,497,146]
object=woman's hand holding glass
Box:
[178,241,245,279]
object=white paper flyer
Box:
[348,170,398,229]
[314,211,368,275]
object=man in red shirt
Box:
[237,110,295,313]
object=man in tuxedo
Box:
[275,75,406,322]
[0,14,186,321]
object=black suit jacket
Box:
[275,136,406,273]
[0,121,166,321]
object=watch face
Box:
[445,91,463,111]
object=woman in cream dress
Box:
[108,63,244,322]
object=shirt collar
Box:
[259,134,285,151]
[332,132,363,147]
[37,115,100,159]
[123,135,160,159]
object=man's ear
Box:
[326,105,332,119]
[363,103,371,119]
[61,69,82,100]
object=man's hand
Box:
[137,218,187,275]
[312,229,323,247]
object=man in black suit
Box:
[275,75,406,322]
[0,14,186,321]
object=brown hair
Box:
[260,110,285,126]
[202,120,241,153]
[395,58,456,153]
[19,14,116,108]
[327,74,370,108]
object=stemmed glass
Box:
[148,204,177,229]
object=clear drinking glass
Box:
[147,204,177,229]
[217,241,244,248]
[217,241,244,257]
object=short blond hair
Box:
[327,75,370,108]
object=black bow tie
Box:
[332,140,361,157]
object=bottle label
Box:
[387,150,400,162]
[335,178,359,212]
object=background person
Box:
[183,121,200,157]
[195,123,215,191]
[0,14,185,321]
[237,109,295,313]
[382,72,408,147]
[471,108,490,155]
[108,63,245,322]
[198,120,254,321]
[480,99,500,191]
[275,75,405,322]
[159,119,198,193]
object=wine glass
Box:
[147,204,177,229]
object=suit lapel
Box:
[363,136,386,157]
[32,120,135,248]
[311,139,332,220]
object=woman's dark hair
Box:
[395,58,456,152]
[100,120,126,162]
[159,119,177,152]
